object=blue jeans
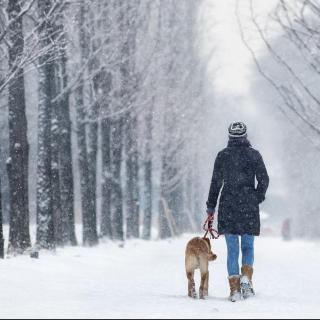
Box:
[225,234,254,276]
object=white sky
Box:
[200,0,278,97]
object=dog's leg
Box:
[199,272,208,299]
[204,271,209,297]
[187,271,197,299]
[199,258,209,299]
[186,255,197,299]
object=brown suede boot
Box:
[240,265,255,299]
[228,275,241,302]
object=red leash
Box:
[203,217,220,239]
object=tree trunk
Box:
[0,176,4,259]
[110,117,124,241]
[159,125,184,237]
[107,0,129,241]
[168,183,184,235]
[7,0,31,253]
[142,105,153,240]
[125,113,140,239]
[51,49,63,245]
[36,0,55,250]
[100,116,112,238]
[76,1,98,246]
[159,156,172,239]
[58,41,77,246]
[51,106,63,245]
[86,82,99,244]
[51,3,77,246]
[75,84,97,246]
[192,157,202,228]
[100,72,113,238]
[184,169,195,233]
[86,104,98,245]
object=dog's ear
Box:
[203,237,211,247]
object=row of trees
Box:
[0,0,210,254]
[238,0,320,238]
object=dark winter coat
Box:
[206,137,269,236]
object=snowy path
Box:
[0,234,319,319]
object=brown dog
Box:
[185,237,217,299]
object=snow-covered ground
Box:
[0,234,319,319]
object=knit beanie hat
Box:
[228,121,247,138]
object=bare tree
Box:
[123,1,141,239]
[56,10,77,246]
[75,0,98,246]
[0,175,3,258]
[36,0,57,250]
[237,0,320,237]
[156,1,206,238]
[237,0,320,144]
[142,102,153,239]
[6,0,31,253]
[50,3,77,246]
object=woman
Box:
[206,122,269,302]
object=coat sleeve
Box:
[255,151,269,203]
[206,152,224,210]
